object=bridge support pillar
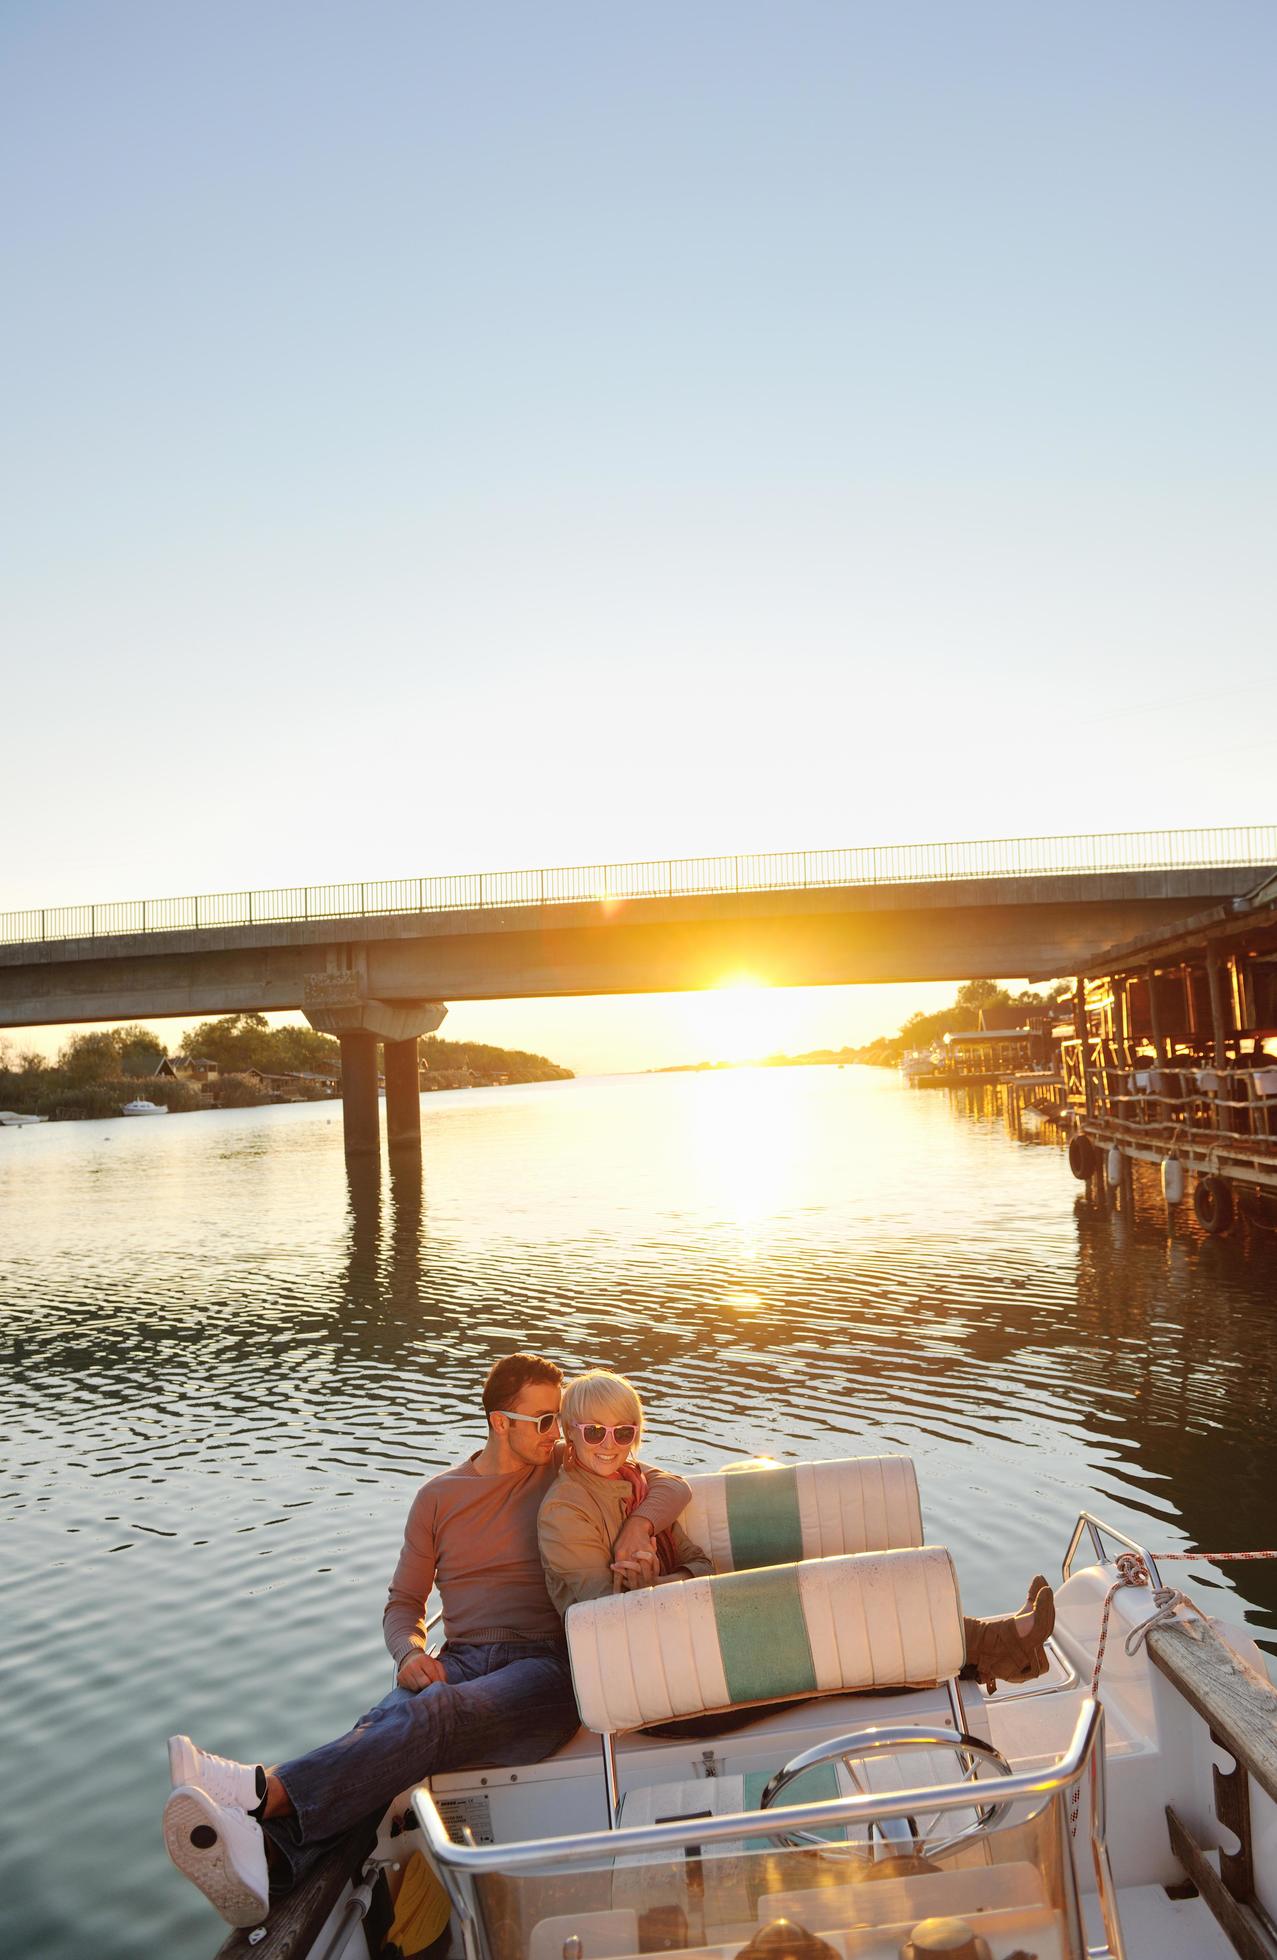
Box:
[339,1032,381,1158]
[305,984,446,1163]
[384,1037,422,1152]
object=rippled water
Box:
[3,1066,1275,1958]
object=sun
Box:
[704,977,777,1064]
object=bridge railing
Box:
[3,825,1276,949]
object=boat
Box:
[211,1454,1277,1960]
[899,1052,939,1083]
[121,1098,169,1116]
[0,1110,48,1126]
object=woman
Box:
[538,1369,710,1614]
[540,1371,1055,1692]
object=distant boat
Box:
[121,1099,169,1117]
[0,1110,48,1127]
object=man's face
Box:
[500,1379,563,1467]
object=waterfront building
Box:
[1061,870,1277,1229]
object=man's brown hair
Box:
[482,1352,563,1423]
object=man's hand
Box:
[398,1651,448,1692]
[611,1545,660,1592]
[612,1513,656,1565]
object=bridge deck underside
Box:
[0,870,1263,1029]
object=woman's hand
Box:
[398,1651,448,1691]
[611,1547,660,1591]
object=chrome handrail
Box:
[1063,1512,1163,1589]
[411,1698,1104,1874]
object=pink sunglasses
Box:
[573,1421,638,1446]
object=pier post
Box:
[339,1032,381,1157]
[1074,979,1093,1117]
[1207,948,1228,1066]
[384,1037,422,1151]
[1146,964,1167,1064]
[1113,976,1128,1060]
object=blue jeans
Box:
[264,1639,579,1886]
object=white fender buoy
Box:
[1161,1157,1185,1205]
[1107,1146,1123,1184]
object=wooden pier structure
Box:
[1055,871,1277,1232]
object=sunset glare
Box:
[703,979,779,1064]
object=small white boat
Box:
[121,1098,169,1116]
[213,1455,1277,1960]
[900,1051,938,1082]
[0,1110,48,1126]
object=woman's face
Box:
[570,1415,639,1477]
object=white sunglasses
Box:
[496,1408,561,1435]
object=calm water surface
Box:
[3,1066,1275,1957]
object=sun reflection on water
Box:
[684,1063,807,1240]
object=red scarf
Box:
[617,1461,681,1575]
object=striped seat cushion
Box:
[682,1456,924,1573]
[565,1546,964,1734]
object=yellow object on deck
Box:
[387,1849,451,1954]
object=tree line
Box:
[0,1024,202,1119]
[171,1013,573,1086]
[848,978,1072,1067]
[0,1013,572,1119]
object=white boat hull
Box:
[214,1506,1276,1960]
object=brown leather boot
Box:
[962,1575,1054,1692]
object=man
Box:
[163,1353,691,1929]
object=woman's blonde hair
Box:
[561,1369,644,1439]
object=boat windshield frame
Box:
[411,1700,1123,1959]
[412,1698,1104,1874]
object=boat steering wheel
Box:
[758,1724,1016,1860]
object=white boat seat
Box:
[680,1454,924,1573]
[565,1546,965,1734]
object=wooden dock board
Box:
[211,1820,377,1960]
[1147,1619,1277,1810]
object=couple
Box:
[163,1352,1054,1930]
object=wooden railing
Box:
[1060,1039,1277,1148]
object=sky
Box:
[3,3,1275,1071]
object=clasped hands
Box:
[610,1514,660,1593]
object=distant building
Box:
[254,1068,339,1100]
[942,1027,1035,1073]
[942,1004,1057,1074]
[162,1055,219,1086]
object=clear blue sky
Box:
[3,3,1275,1069]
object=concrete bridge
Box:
[3,827,1273,1156]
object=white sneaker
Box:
[163,1782,270,1929]
[168,1733,262,1811]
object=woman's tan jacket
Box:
[537,1461,711,1617]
